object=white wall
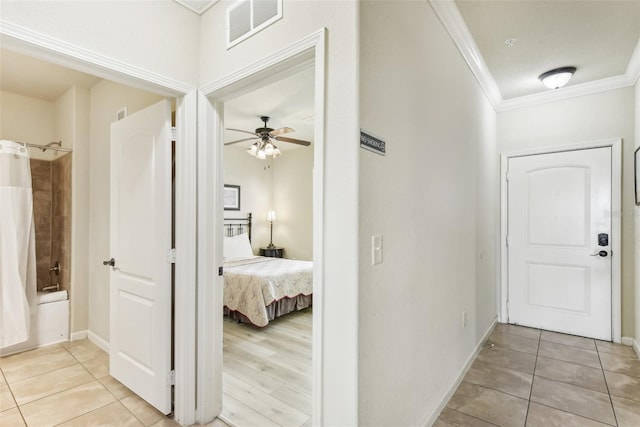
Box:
[54,86,91,334]
[223,146,273,251]
[273,148,314,261]
[635,81,640,354]
[201,2,360,423]
[88,80,164,342]
[1,1,200,87]
[0,90,56,160]
[358,1,497,424]
[498,87,636,338]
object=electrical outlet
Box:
[462,310,467,328]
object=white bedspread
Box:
[223,256,312,327]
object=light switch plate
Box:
[372,235,382,265]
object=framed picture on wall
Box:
[224,184,241,210]
[635,147,640,206]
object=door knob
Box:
[590,250,608,257]
[103,258,116,267]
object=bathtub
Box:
[0,290,69,356]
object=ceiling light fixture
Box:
[539,66,577,90]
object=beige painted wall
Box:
[272,148,314,261]
[88,80,164,343]
[358,1,497,424]
[635,81,640,351]
[1,1,200,86]
[201,2,360,422]
[497,87,636,338]
[223,146,274,252]
[0,90,56,160]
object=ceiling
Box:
[223,66,315,152]
[454,0,640,101]
[0,49,101,102]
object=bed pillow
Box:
[223,233,254,260]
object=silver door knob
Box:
[590,250,608,257]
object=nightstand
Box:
[260,247,284,258]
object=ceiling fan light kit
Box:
[226,115,311,160]
[539,66,577,89]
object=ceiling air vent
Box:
[227,0,282,49]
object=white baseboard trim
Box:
[70,330,88,341]
[88,331,110,354]
[632,338,640,359]
[422,317,498,426]
[621,336,634,347]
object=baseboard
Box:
[632,338,640,359]
[70,330,88,341]
[88,331,110,354]
[621,336,634,347]
[421,317,498,426]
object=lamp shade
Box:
[539,67,576,89]
[267,209,276,222]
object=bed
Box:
[223,214,312,327]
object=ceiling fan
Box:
[225,116,311,159]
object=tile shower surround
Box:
[30,155,71,293]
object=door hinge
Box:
[506,236,509,247]
[167,248,176,264]
[219,266,223,276]
[167,370,175,386]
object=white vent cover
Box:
[227,0,282,49]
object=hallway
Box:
[436,324,640,426]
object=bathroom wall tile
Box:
[20,380,115,426]
[30,159,51,191]
[34,214,51,240]
[32,189,52,212]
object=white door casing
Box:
[507,147,612,340]
[109,99,173,414]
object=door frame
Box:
[196,28,326,424]
[0,22,199,424]
[499,138,622,342]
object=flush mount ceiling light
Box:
[539,66,577,90]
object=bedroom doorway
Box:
[197,30,325,425]
[220,66,315,425]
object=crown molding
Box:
[0,20,195,96]
[429,0,639,112]
[429,0,503,110]
[174,0,219,15]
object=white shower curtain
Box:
[0,140,37,348]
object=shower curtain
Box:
[0,140,37,348]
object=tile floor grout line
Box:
[595,342,620,427]
[523,332,542,426]
[1,368,29,427]
[529,400,619,427]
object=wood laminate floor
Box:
[221,308,312,427]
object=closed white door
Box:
[109,99,172,413]
[507,147,612,340]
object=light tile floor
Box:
[435,324,640,426]
[0,340,229,427]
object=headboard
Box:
[223,212,252,241]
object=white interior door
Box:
[507,147,612,340]
[109,99,172,413]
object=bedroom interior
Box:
[220,65,315,425]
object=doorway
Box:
[196,29,325,423]
[500,139,622,342]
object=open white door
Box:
[108,99,173,414]
[507,147,612,340]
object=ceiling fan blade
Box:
[226,128,259,137]
[224,137,257,146]
[269,127,295,137]
[275,136,312,146]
